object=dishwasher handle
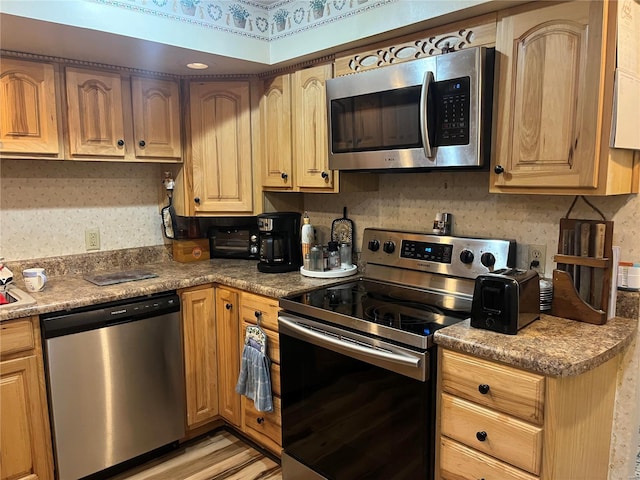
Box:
[278,314,428,381]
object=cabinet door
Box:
[215,287,241,427]
[181,285,218,428]
[492,1,603,189]
[189,81,253,213]
[131,76,182,159]
[292,64,335,190]
[0,58,60,156]
[261,74,293,188]
[65,67,126,157]
[1,356,53,480]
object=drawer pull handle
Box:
[478,384,490,394]
[476,431,487,442]
[257,417,264,424]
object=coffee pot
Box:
[257,212,302,273]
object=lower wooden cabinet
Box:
[0,317,54,480]
[180,285,282,456]
[215,286,241,427]
[181,284,218,429]
[437,348,619,480]
[239,292,282,455]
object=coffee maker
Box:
[257,212,302,273]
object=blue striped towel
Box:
[235,338,273,412]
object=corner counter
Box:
[434,314,637,377]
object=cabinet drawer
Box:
[441,349,544,424]
[440,393,542,475]
[440,436,539,480]
[244,395,282,446]
[0,319,35,357]
[241,321,280,365]
[241,293,279,332]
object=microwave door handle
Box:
[420,71,435,159]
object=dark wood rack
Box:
[551,218,613,325]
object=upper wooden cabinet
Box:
[130,76,182,159]
[65,67,181,162]
[293,64,335,190]
[188,81,254,214]
[491,0,637,195]
[65,67,126,158]
[261,64,339,192]
[261,74,293,188]
[0,58,61,157]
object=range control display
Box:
[401,240,453,263]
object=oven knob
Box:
[383,241,395,254]
[481,252,496,267]
[459,249,474,264]
[368,239,380,252]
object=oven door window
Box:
[280,333,434,480]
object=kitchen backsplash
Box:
[1,160,639,275]
[0,160,167,260]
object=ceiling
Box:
[0,2,519,76]
[0,13,273,76]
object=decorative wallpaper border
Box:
[89,0,396,42]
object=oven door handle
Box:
[279,316,421,369]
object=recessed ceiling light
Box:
[187,62,209,70]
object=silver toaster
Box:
[470,268,540,335]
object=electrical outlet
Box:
[528,244,546,275]
[85,228,100,251]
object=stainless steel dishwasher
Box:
[41,291,185,480]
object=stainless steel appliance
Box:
[471,268,540,334]
[207,216,259,259]
[326,46,494,171]
[41,292,185,480]
[278,228,516,479]
[257,212,302,273]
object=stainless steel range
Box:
[278,228,516,480]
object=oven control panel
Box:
[363,228,516,280]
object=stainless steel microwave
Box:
[326,46,494,171]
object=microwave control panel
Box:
[433,76,470,146]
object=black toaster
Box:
[470,268,540,335]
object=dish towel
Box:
[236,327,274,413]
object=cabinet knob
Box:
[494,165,504,174]
[139,140,146,148]
[117,139,125,147]
[476,431,487,442]
[225,303,232,310]
[478,384,490,395]
[254,311,261,318]
[321,171,329,179]
[194,197,200,204]
[281,172,288,180]
[257,417,264,424]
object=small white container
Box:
[618,265,640,290]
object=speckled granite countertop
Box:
[3,246,638,379]
[434,314,637,377]
[0,258,354,322]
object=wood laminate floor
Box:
[110,430,282,480]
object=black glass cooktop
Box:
[282,280,470,341]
